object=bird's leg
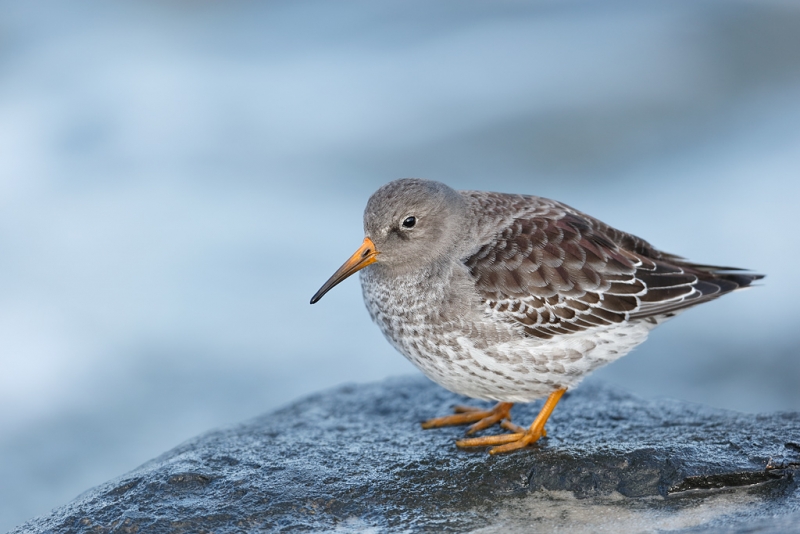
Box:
[456,388,566,455]
[421,402,514,434]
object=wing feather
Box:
[461,192,763,339]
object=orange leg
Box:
[456,388,566,455]
[421,401,514,434]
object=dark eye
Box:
[402,216,416,228]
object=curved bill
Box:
[310,237,379,304]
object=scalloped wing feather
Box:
[461,192,762,340]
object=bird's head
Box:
[310,178,467,304]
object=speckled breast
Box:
[358,264,654,402]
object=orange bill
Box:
[310,237,379,304]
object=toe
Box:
[421,411,488,429]
[456,432,525,448]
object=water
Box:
[1,0,799,530]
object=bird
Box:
[310,179,763,454]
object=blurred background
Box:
[1,0,799,529]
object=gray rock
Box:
[11,376,800,533]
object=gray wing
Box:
[462,193,762,340]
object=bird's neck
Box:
[361,259,475,321]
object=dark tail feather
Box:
[630,258,763,320]
[715,271,765,288]
[691,265,764,296]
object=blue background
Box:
[1,0,799,529]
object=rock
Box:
[11,376,800,533]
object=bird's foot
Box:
[456,420,547,455]
[421,401,513,434]
[454,388,567,455]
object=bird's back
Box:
[459,190,763,340]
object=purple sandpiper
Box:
[310,179,763,454]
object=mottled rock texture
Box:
[11,376,800,533]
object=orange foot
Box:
[421,401,513,434]
[456,388,566,455]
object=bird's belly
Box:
[370,307,655,402]
[360,269,657,403]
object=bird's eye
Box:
[402,216,416,228]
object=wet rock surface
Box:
[11,376,800,533]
